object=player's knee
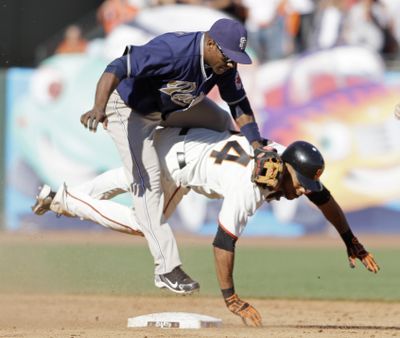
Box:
[213,225,238,252]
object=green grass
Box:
[1,242,399,301]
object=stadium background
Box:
[0,1,399,337]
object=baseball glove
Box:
[252,146,283,189]
[224,293,262,327]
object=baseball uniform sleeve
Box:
[218,184,263,237]
[216,68,247,104]
[104,38,176,80]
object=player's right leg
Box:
[106,92,199,294]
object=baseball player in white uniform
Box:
[33,127,379,326]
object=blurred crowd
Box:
[55,0,400,63]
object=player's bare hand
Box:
[346,237,380,273]
[224,293,262,327]
[80,108,107,132]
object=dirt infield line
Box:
[1,294,399,338]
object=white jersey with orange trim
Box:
[157,127,285,237]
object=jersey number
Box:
[210,141,251,166]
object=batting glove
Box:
[341,230,380,273]
[224,293,262,327]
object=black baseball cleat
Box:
[154,266,200,295]
[31,185,54,215]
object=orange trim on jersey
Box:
[163,185,182,215]
[66,190,144,237]
[218,220,238,240]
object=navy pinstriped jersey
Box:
[106,32,247,117]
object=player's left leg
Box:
[127,112,199,294]
[74,167,129,199]
[31,167,129,216]
[50,182,143,236]
[126,113,180,268]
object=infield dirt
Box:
[1,231,399,337]
[1,293,399,338]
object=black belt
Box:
[177,128,190,169]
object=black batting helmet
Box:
[281,141,325,192]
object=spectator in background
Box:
[286,0,315,53]
[342,0,393,54]
[55,25,88,54]
[150,0,175,4]
[203,0,248,23]
[152,0,248,23]
[308,0,346,50]
[379,0,400,57]
[242,0,288,63]
[97,0,139,35]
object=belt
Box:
[176,128,190,169]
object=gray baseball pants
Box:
[105,91,233,275]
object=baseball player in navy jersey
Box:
[79,18,267,294]
[33,127,379,326]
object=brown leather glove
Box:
[341,230,380,273]
[252,147,283,189]
[224,293,262,327]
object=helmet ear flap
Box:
[252,151,284,189]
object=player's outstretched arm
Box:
[213,226,262,327]
[316,194,380,273]
[340,228,379,273]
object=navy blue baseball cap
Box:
[208,18,252,65]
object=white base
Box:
[127,312,222,329]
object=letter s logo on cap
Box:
[239,37,247,51]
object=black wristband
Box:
[340,229,355,247]
[221,287,235,299]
